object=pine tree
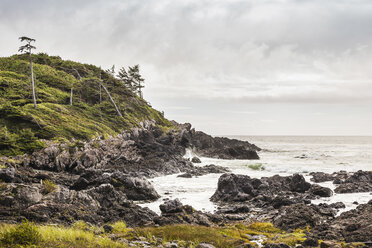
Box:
[128,65,145,98]
[18,36,37,109]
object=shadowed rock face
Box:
[190,131,260,160]
[0,122,261,226]
[210,173,323,204]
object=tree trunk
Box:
[70,88,73,105]
[99,82,122,117]
[29,53,37,109]
[70,68,82,106]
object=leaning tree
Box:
[19,36,37,109]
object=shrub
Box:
[42,179,56,194]
[111,221,128,234]
[1,220,41,245]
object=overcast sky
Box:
[1,0,372,135]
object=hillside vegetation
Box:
[0,53,172,156]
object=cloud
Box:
[1,0,372,134]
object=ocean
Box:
[140,136,372,214]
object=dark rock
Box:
[263,244,290,248]
[190,131,260,160]
[0,168,16,183]
[210,174,255,202]
[309,184,333,197]
[273,203,329,231]
[334,170,372,193]
[191,157,201,163]
[103,225,113,233]
[178,164,230,178]
[302,237,319,247]
[290,174,311,193]
[310,172,335,183]
[329,202,345,209]
[160,199,184,214]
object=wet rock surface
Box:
[0,122,259,227]
[177,164,230,178]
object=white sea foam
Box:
[139,136,372,214]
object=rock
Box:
[310,172,335,183]
[196,243,216,248]
[191,157,201,163]
[273,203,329,231]
[309,184,333,197]
[71,170,160,201]
[290,174,311,193]
[329,202,345,209]
[177,164,230,178]
[103,225,113,233]
[320,241,341,248]
[334,170,372,193]
[312,200,372,242]
[190,131,260,160]
[160,199,184,214]
[210,174,255,202]
[216,205,250,214]
[0,168,16,182]
[263,244,290,248]
[302,236,319,247]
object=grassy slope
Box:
[0,221,310,248]
[0,53,172,156]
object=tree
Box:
[105,65,115,76]
[128,65,145,98]
[118,66,134,91]
[71,68,82,105]
[18,36,37,109]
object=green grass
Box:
[0,53,173,156]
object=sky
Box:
[1,0,372,135]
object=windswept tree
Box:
[106,65,115,76]
[128,65,145,98]
[18,36,37,109]
[118,66,134,91]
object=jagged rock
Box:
[309,184,333,197]
[290,174,311,193]
[190,131,260,160]
[210,174,255,202]
[160,199,184,214]
[273,203,330,231]
[71,170,160,201]
[334,170,372,193]
[310,172,335,183]
[177,164,230,178]
[191,157,201,163]
[302,236,319,247]
[0,168,16,182]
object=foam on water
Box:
[139,136,372,214]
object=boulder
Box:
[309,184,333,197]
[191,157,201,163]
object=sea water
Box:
[139,136,372,214]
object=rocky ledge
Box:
[210,171,372,244]
[0,122,259,226]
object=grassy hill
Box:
[0,53,172,156]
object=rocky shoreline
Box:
[0,122,371,247]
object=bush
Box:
[42,179,56,194]
[111,221,128,234]
[1,220,41,245]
